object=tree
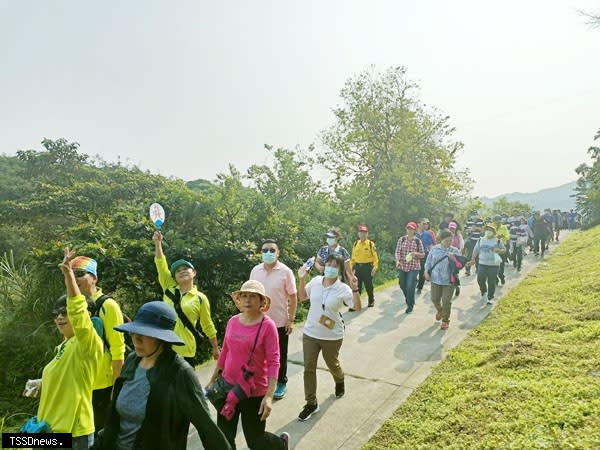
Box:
[317,66,470,250]
[491,197,532,216]
[574,128,600,225]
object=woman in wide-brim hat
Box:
[208,280,290,450]
[94,301,231,450]
[468,223,506,306]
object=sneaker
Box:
[440,322,449,330]
[500,276,506,285]
[298,403,319,421]
[348,308,356,312]
[435,311,442,321]
[487,297,495,305]
[274,382,287,400]
[368,301,374,307]
[416,289,422,295]
[280,432,290,450]
[455,286,460,297]
[405,307,413,314]
[335,381,345,398]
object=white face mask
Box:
[326,238,336,246]
[485,230,494,238]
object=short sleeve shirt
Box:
[317,245,350,265]
[250,262,297,328]
[303,277,353,340]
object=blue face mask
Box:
[262,252,277,264]
[326,238,336,246]
[324,266,339,279]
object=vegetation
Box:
[364,227,600,449]
[0,66,469,427]
[575,128,600,227]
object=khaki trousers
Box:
[303,333,344,405]
[430,283,454,323]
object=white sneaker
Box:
[486,298,495,305]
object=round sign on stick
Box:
[149,203,165,230]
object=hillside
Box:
[481,181,577,211]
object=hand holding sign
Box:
[149,203,165,230]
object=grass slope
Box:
[364,228,600,449]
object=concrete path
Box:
[188,238,564,449]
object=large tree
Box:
[318,66,470,248]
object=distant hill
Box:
[481,181,577,212]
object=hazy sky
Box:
[1,0,599,197]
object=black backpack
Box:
[94,294,133,356]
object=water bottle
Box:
[303,256,315,270]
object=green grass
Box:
[364,228,600,450]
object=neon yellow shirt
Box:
[494,223,510,244]
[92,289,125,389]
[155,256,217,358]
[38,294,102,437]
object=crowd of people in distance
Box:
[20,207,571,449]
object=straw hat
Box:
[231,280,272,312]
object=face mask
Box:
[324,266,339,279]
[485,230,494,238]
[326,238,336,246]
[262,252,277,264]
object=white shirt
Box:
[303,276,353,340]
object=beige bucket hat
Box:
[231,280,272,312]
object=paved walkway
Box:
[189,238,564,449]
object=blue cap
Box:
[115,301,184,345]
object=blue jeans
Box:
[398,270,418,309]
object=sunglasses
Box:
[73,270,89,278]
[261,248,277,253]
[52,307,68,317]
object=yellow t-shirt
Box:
[155,256,217,358]
[351,239,379,270]
[92,289,125,389]
[38,294,103,437]
[495,224,511,244]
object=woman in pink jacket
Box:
[207,280,290,450]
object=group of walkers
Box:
[23,208,566,449]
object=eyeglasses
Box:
[73,270,89,278]
[52,307,68,317]
[261,248,277,253]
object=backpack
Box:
[93,294,133,355]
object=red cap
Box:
[357,224,368,232]
[406,221,417,230]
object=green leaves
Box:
[574,128,600,225]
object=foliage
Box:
[0,66,471,425]
[364,228,600,449]
[574,128,600,227]
[490,196,532,216]
[316,66,471,250]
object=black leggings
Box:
[477,264,499,300]
[217,396,284,450]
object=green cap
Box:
[170,259,195,276]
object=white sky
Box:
[1,0,599,197]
